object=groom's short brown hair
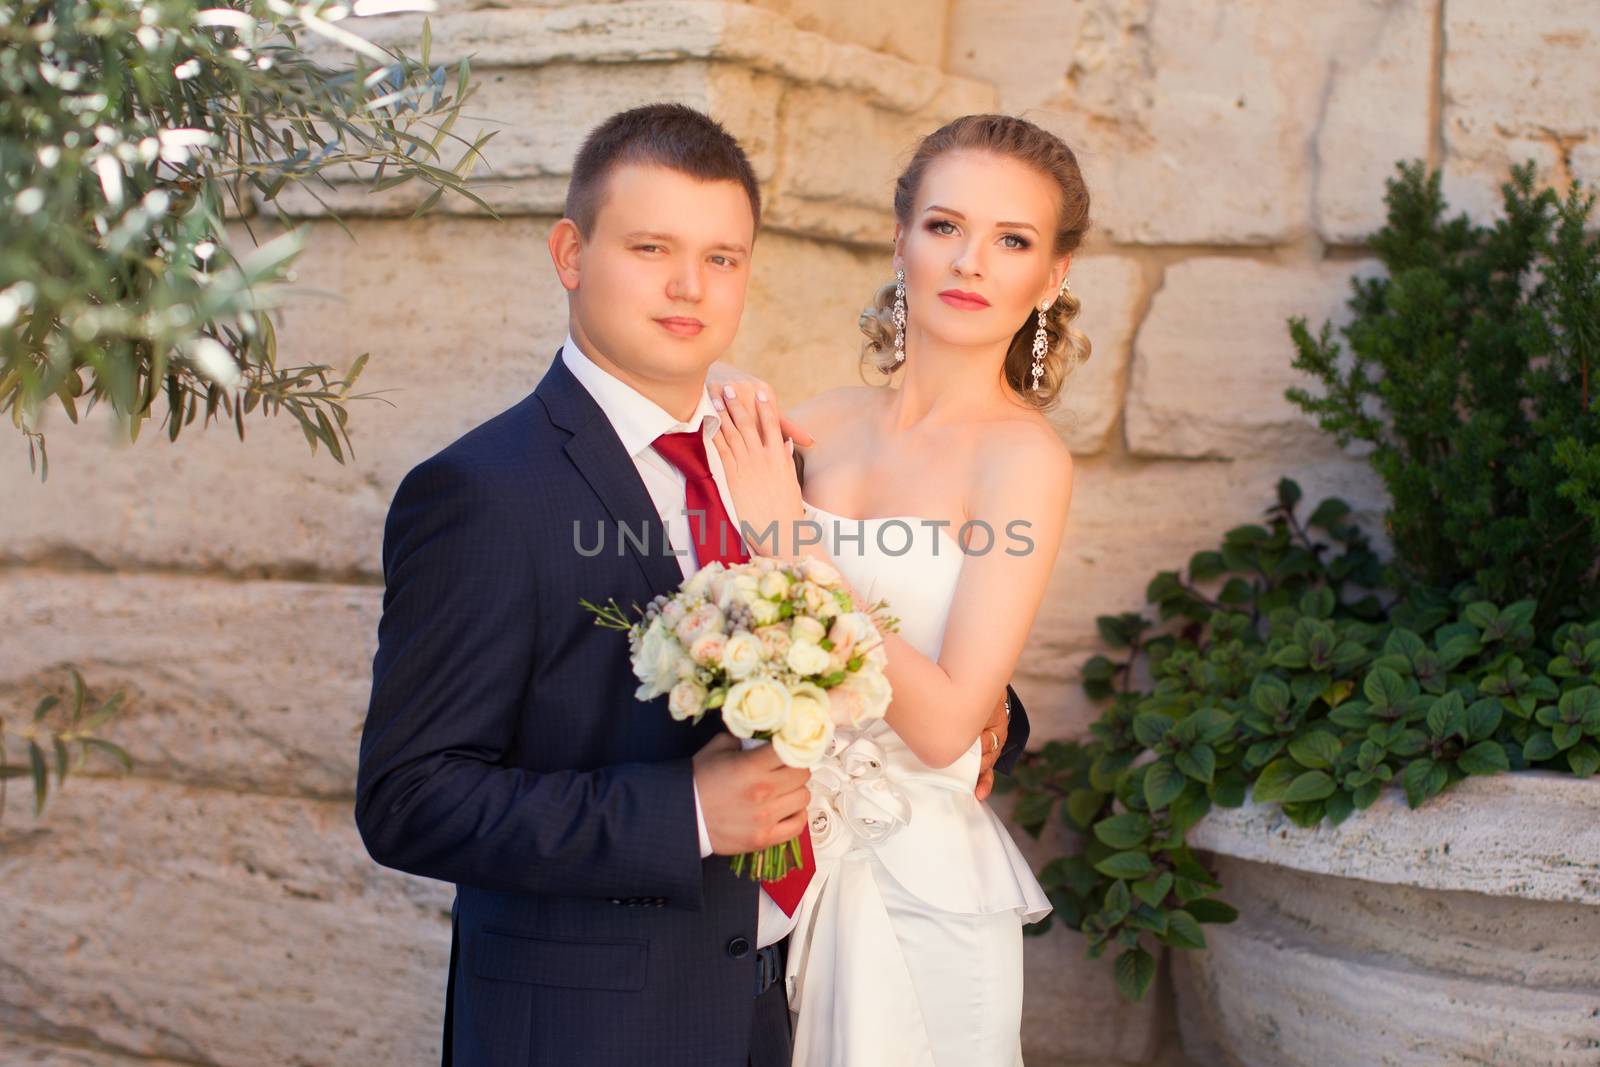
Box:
[564,103,762,237]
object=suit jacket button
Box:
[726,936,751,959]
[609,898,624,905]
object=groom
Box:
[355,103,1032,1067]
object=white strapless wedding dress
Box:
[785,501,1051,1067]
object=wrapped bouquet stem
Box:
[582,555,899,881]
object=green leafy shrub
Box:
[1286,160,1600,626]
[1002,479,1600,1002]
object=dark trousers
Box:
[444,908,793,1067]
[748,976,792,1067]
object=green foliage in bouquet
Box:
[1000,479,1600,1003]
[1,0,497,477]
[1286,160,1600,626]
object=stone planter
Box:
[1173,771,1600,1066]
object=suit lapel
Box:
[536,350,687,597]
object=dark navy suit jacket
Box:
[355,351,1031,1066]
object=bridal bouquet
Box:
[582,555,898,880]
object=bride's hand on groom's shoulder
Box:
[711,381,808,558]
[705,363,815,447]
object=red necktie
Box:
[653,429,815,915]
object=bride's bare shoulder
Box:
[790,384,885,439]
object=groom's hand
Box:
[693,734,812,856]
[974,690,1010,801]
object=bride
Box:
[707,114,1091,1066]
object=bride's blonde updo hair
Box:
[860,114,1093,410]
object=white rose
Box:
[786,640,832,676]
[674,602,725,646]
[750,598,780,625]
[796,580,829,618]
[689,631,727,667]
[716,572,761,613]
[682,561,723,599]
[774,683,835,767]
[722,677,792,738]
[660,598,688,628]
[667,680,708,722]
[789,615,827,645]
[719,631,765,680]
[801,556,843,588]
[631,618,684,700]
[758,570,792,599]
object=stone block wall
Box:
[4,1,1594,1063]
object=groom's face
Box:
[559,162,756,385]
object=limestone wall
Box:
[4,1,1594,1063]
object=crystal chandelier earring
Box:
[1029,297,1051,392]
[892,268,907,366]
[1030,276,1071,392]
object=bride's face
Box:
[896,149,1068,354]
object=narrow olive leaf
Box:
[34,695,60,722]
[84,738,133,771]
[29,741,48,815]
[53,735,70,787]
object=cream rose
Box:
[774,684,835,767]
[826,669,893,727]
[660,598,688,628]
[754,624,791,660]
[674,602,724,646]
[789,615,826,645]
[682,561,723,599]
[750,598,780,626]
[758,570,792,599]
[713,571,760,613]
[801,556,843,588]
[796,580,830,619]
[837,668,893,724]
[667,680,708,722]
[719,631,765,680]
[721,677,792,738]
[689,631,727,667]
[786,640,832,676]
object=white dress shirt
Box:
[560,334,798,947]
